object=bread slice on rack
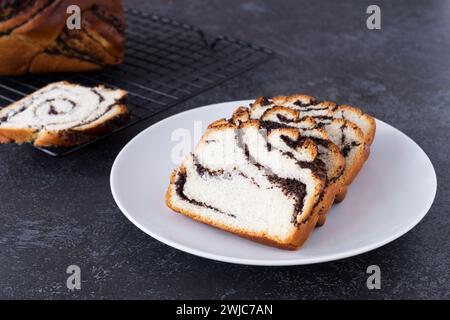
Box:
[0,0,124,75]
[166,118,326,250]
[249,95,375,203]
[232,106,345,226]
[0,81,128,147]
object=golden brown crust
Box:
[266,126,300,139]
[337,105,376,146]
[0,0,124,75]
[207,118,233,129]
[344,140,369,185]
[32,130,88,147]
[262,106,301,121]
[272,94,315,105]
[324,118,367,188]
[0,127,37,144]
[326,141,346,181]
[298,173,324,224]
[334,186,348,203]
[0,36,42,75]
[317,101,337,108]
[313,143,347,225]
[29,53,101,74]
[0,134,12,144]
[231,106,250,124]
[314,179,341,226]
[238,118,261,129]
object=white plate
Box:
[110,100,437,266]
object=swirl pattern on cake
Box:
[0,81,128,147]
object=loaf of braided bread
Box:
[0,0,124,75]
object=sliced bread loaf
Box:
[166,118,326,250]
[0,81,128,147]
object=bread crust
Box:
[0,36,42,75]
[272,94,316,106]
[231,106,250,124]
[338,105,376,145]
[0,0,124,75]
[29,53,101,74]
[334,186,348,203]
[0,134,12,144]
[315,178,342,226]
[0,127,37,144]
[334,119,367,184]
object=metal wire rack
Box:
[0,9,274,157]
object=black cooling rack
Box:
[0,9,274,157]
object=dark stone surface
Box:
[0,0,449,299]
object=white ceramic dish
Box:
[110,100,437,266]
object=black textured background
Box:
[0,0,449,299]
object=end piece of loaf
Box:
[166,119,326,250]
[0,0,124,75]
[0,81,128,147]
